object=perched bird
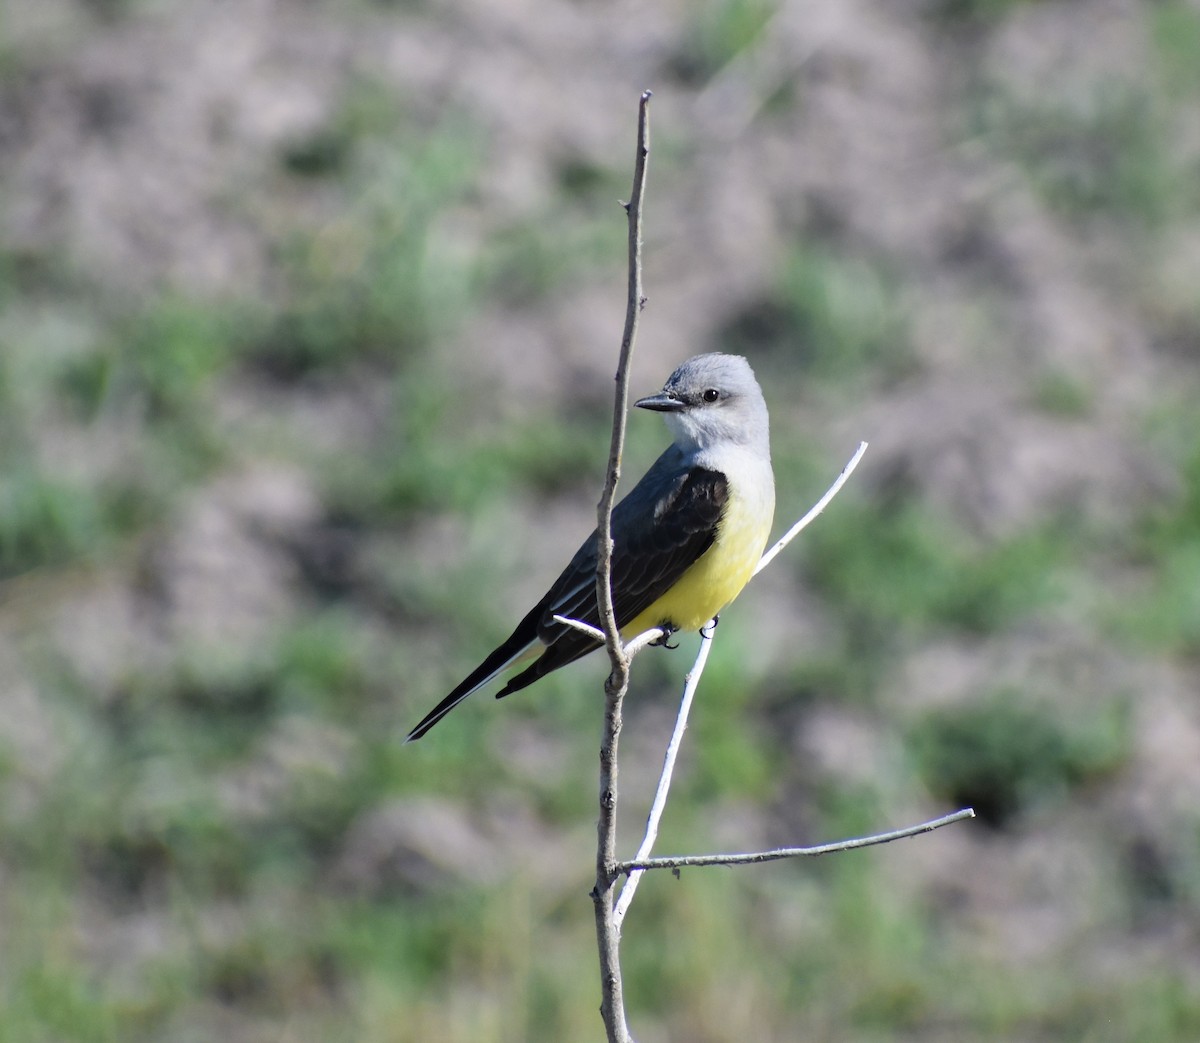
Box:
[406,353,775,741]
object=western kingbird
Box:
[406,353,775,741]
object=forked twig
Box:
[614,441,873,925]
[587,98,972,1043]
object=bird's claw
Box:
[650,624,679,650]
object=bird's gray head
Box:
[635,353,770,457]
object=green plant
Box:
[719,245,913,387]
[670,0,778,84]
[255,109,483,379]
[907,691,1130,825]
[804,499,1071,640]
[976,86,1179,228]
[1119,436,1200,652]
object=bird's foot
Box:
[700,615,720,639]
[650,624,679,650]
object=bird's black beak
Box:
[635,392,685,412]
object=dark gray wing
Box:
[495,457,727,697]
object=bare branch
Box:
[622,625,669,658]
[617,808,976,874]
[554,615,668,659]
[612,443,872,926]
[592,88,652,1043]
[582,106,920,1043]
[596,92,653,662]
[614,617,716,929]
[754,440,868,577]
[553,615,606,643]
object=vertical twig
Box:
[592,89,652,1043]
[614,619,715,928]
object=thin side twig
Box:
[591,88,652,1043]
[754,439,868,577]
[621,625,670,658]
[554,614,669,661]
[617,808,976,874]
[552,615,606,643]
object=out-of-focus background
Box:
[2,0,1200,1039]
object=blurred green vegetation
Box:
[980,87,1180,227]
[926,0,1035,22]
[972,1,1200,233]
[1119,434,1200,654]
[2,2,1200,1041]
[669,0,778,84]
[719,243,915,391]
[908,691,1131,826]
[805,499,1076,639]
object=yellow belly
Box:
[621,483,773,637]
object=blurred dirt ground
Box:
[2,0,1200,1040]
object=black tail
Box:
[493,621,605,700]
[405,598,546,741]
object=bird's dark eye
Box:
[702,388,720,403]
